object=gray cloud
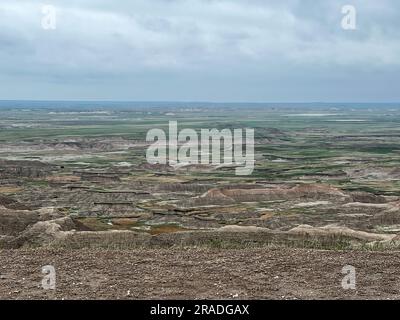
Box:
[0,0,399,102]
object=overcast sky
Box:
[0,0,399,102]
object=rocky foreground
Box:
[1,248,400,300]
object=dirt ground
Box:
[0,248,399,300]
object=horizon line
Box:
[0,99,399,105]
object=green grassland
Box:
[2,104,400,195]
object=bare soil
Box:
[1,248,399,300]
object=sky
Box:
[0,0,399,102]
